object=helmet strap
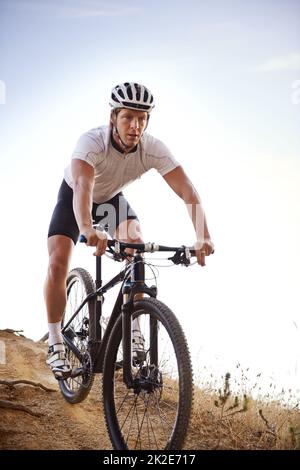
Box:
[114,125,132,151]
[144,114,150,131]
[110,111,128,151]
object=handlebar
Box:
[80,235,195,254]
[79,235,214,266]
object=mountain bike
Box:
[44,238,198,450]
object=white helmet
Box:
[110,82,155,113]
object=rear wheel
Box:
[59,268,95,404]
[103,298,193,450]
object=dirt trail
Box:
[0,330,111,450]
[0,330,200,450]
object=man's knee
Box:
[48,255,69,280]
[47,235,73,280]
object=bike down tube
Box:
[65,270,127,371]
[62,267,127,339]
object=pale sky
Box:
[0,0,299,400]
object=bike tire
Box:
[103,297,193,450]
[59,268,95,404]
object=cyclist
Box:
[45,82,214,379]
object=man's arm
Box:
[71,159,107,256]
[163,165,214,266]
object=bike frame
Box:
[61,252,157,387]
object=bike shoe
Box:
[46,343,72,380]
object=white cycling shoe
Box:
[46,343,72,380]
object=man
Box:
[45,82,214,379]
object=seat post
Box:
[94,255,102,341]
[96,255,102,290]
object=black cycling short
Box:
[48,179,139,244]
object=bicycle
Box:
[44,236,199,450]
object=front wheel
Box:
[103,298,193,450]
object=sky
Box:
[0,0,300,401]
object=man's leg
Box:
[44,234,74,378]
[45,234,74,324]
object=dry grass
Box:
[185,371,300,450]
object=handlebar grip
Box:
[189,248,215,257]
[79,235,115,248]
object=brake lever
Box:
[108,247,125,262]
[168,247,191,266]
[107,245,132,263]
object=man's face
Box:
[112,108,148,148]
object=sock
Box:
[48,321,63,347]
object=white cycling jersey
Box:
[64,125,179,204]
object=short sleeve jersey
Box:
[64,126,179,203]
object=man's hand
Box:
[81,227,108,256]
[194,239,214,266]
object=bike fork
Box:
[150,316,158,366]
[122,306,133,388]
[122,255,159,388]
